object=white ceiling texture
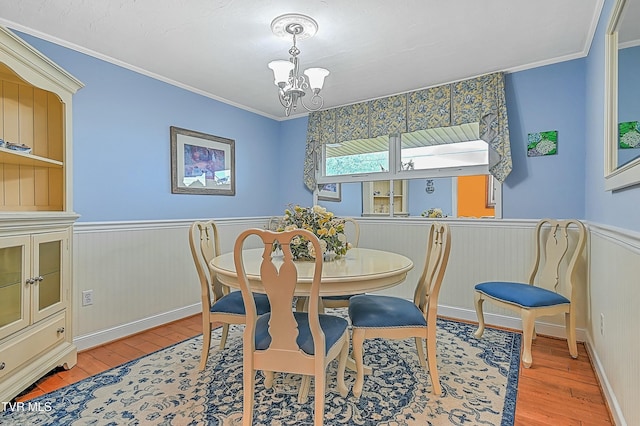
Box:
[0,0,604,120]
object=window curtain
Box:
[303,72,512,191]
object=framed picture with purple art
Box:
[170,126,235,195]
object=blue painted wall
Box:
[502,59,586,219]
[274,116,315,212]
[408,178,453,217]
[13,4,640,231]
[585,0,640,232]
[16,32,283,222]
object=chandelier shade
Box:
[268,60,295,87]
[268,14,329,116]
[304,67,330,91]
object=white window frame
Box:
[316,134,491,184]
[315,131,502,218]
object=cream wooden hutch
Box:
[362,180,408,216]
[0,27,83,401]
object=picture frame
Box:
[317,183,341,201]
[170,126,235,195]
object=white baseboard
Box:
[73,304,201,351]
[585,335,627,426]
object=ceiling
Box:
[0,0,604,120]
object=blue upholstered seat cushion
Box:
[254,312,348,355]
[348,295,427,328]
[475,282,570,308]
[210,291,270,315]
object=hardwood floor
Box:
[15,315,614,425]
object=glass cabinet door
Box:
[0,236,30,339]
[32,231,68,323]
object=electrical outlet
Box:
[82,290,93,306]
[600,313,604,336]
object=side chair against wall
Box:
[234,228,350,426]
[348,222,451,398]
[188,220,271,370]
[473,218,587,368]
[322,217,361,310]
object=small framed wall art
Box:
[619,121,640,149]
[317,183,341,201]
[527,130,558,157]
[170,126,235,195]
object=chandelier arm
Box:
[300,91,324,112]
[278,88,292,109]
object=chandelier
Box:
[268,14,329,116]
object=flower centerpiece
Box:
[274,205,351,260]
[421,207,447,218]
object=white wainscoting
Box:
[71,216,635,425]
[73,217,587,346]
[72,218,267,351]
[586,223,639,426]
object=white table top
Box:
[210,247,414,297]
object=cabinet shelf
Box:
[362,180,409,216]
[0,147,63,168]
[0,278,20,290]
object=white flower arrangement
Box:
[421,208,446,218]
[274,205,351,260]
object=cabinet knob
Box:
[57,327,65,334]
[0,362,5,370]
[26,278,35,284]
[36,276,44,281]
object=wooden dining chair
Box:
[321,217,360,310]
[234,228,350,426]
[188,220,271,370]
[474,218,586,368]
[348,222,451,398]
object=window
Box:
[324,135,391,178]
[317,123,490,184]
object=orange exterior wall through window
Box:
[457,175,495,218]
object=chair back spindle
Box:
[189,220,223,307]
[414,223,451,315]
[528,219,586,300]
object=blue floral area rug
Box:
[1,317,520,425]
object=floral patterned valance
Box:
[304,72,512,191]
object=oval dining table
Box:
[209,247,414,297]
